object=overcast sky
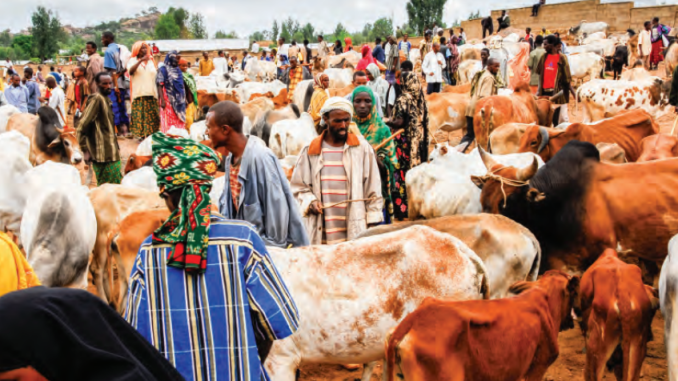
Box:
[1,0,666,38]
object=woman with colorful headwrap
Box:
[344,37,353,52]
[385,71,429,220]
[179,58,198,132]
[127,41,160,139]
[351,86,398,223]
[355,45,377,71]
[309,73,330,132]
[156,50,186,132]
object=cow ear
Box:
[47,137,61,149]
[440,145,448,156]
[564,123,583,135]
[470,175,485,189]
[526,188,545,202]
[508,280,533,295]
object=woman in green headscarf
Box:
[351,85,398,224]
[179,58,199,132]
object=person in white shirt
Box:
[213,51,230,75]
[251,41,260,54]
[422,42,446,94]
[276,37,290,78]
[317,35,329,58]
[638,21,652,70]
[44,76,66,126]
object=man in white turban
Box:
[291,97,384,244]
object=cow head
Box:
[124,153,152,174]
[509,270,580,331]
[519,124,585,162]
[470,147,540,214]
[49,127,84,165]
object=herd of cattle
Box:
[2,20,678,380]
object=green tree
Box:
[0,30,12,47]
[280,21,292,42]
[301,23,315,41]
[155,13,181,39]
[372,17,394,39]
[31,6,65,60]
[188,13,207,39]
[271,20,279,41]
[166,7,190,38]
[406,0,447,35]
[452,19,461,27]
[333,23,348,39]
[250,31,266,42]
[292,31,304,43]
[214,30,238,39]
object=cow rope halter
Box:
[481,166,530,208]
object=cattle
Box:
[665,42,678,78]
[291,79,315,112]
[596,142,626,163]
[442,83,471,94]
[578,248,658,381]
[244,58,277,82]
[20,162,96,289]
[268,113,317,159]
[251,105,301,146]
[426,92,470,141]
[121,167,158,192]
[0,132,32,234]
[536,98,554,127]
[357,214,540,299]
[279,155,298,182]
[385,270,579,381]
[580,31,607,45]
[237,80,287,104]
[0,104,20,133]
[323,50,361,69]
[569,39,617,58]
[7,107,84,167]
[265,226,489,381]
[105,209,170,313]
[249,88,290,109]
[517,109,657,162]
[459,44,485,62]
[323,68,354,89]
[489,123,534,154]
[241,97,276,127]
[578,78,672,122]
[407,147,543,219]
[123,153,151,174]
[621,67,652,81]
[457,60,482,85]
[568,52,605,87]
[88,184,166,302]
[659,234,678,381]
[627,32,640,66]
[472,141,678,273]
[570,21,609,37]
[638,133,678,162]
[196,89,242,110]
[473,83,539,151]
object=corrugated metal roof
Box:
[144,39,250,52]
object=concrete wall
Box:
[462,0,675,40]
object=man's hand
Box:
[308,200,323,215]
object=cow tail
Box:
[386,315,416,381]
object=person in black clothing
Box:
[334,40,343,56]
[481,16,494,39]
[532,0,545,16]
[497,11,510,33]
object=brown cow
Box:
[197,89,242,110]
[472,141,678,272]
[441,83,471,94]
[488,123,534,154]
[638,133,678,162]
[240,97,275,126]
[123,153,151,174]
[248,88,289,109]
[473,82,539,150]
[596,142,627,164]
[518,109,657,162]
[536,98,554,127]
[106,209,170,313]
[385,270,579,381]
[426,92,470,141]
[578,248,658,381]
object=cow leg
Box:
[618,333,648,381]
[264,339,301,381]
[361,361,377,381]
[584,315,620,381]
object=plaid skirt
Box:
[130,96,160,139]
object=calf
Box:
[385,270,579,381]
[269,113,317,159]
[518,109,657,162]
[638,133,678,162]
[123,153,151,174]
[578,248,658,381]
[249,88,289,109]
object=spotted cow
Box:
[578,78,672,122]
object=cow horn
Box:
[55,127,64,135]
[537,127,550,153]
[478,147,498,170]
[516,157,539,181]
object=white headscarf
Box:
[319,97,354,126]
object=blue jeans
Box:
[109,88,129,127]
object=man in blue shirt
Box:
[102,31,130,137]
[49,66,62,85]
[372,37,386,63]
[4,74,29,113]
[207,101,310,248]
[22,67,41,114]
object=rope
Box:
[671,116,678,137]
[320,197,378,210]
[478,166,530,208]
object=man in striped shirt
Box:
[291,97,383,245]
[124,133,299,381]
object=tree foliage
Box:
[468,10,481,20]
[214,30,238,39]
[372,17,394,39]
[155,13,181,39]
[31,6,65,60]
[0,30,11,47]
[271,20,279,41]
[406,0,447,35]
[250,31,266,42]
[333,23,348,39]
[188,13,207,39]
[301,23,315,41]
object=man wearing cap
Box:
[124,132,299,381]
[291,97,383,245]
[206,101,309,248]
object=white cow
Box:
[580,31,607,45]
[0,132,32,233]
[326,50,361,69]
[264,226,489,381]
[409,48,422,68]
[237,80,287,103]
[568,52,605,86]
[458,60,482,84]
[121,167,158,192]
[0,104,20,133]
[323,68,353,89]
[660,234,678,381]
[268,113,317,159]
[244,58,277,82]
[407,147,544,219]
[569,21,609,37]
[578,78,672,121]
[20,162,96,289]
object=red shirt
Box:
[229,162,242,211]
[543,54,559,90]
[152,46,160,55]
